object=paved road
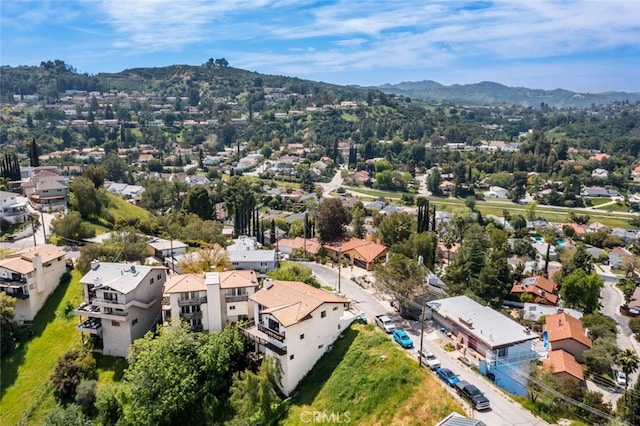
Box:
[597,265,640,393]
[305,262,548,425]
[320,168,344,199]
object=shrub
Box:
[51,350,97,403]
[95,385,123,426]
[75,379,97,416]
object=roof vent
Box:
[264,278,273,289]
[130,265,136,273]
[93,276,102,287]
[90,259,100,270]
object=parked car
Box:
[420,350,441,370]
[375,314,396,333]
[615,370,627,386]
[392,329,414,349]
[436,368,460,387]
[455,380,491,410]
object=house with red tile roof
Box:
[542,349,585,383]
[510,275,558,305]
[544,312,592,363]
[322,235,388,271]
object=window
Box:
[132,319,138,326]
[229,305,236,310]
[150,278,155,284]
[111,321,120,327]
[300,334,305,340]
[268,317,280,332]
[321,310,326,318]
[497,347,508,358]
[157,273,162,280]
[289,354,295,360]
[29,284,35,290]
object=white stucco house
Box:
[74,261,167,357]
[227,236,276,273]
[0,191,28,224]
[241,279,351,395]
[0,244,67,321]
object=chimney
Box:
[264,278,274,289]
[365,234,372,242]
[376,238,381,245]
[90,259,100,270]
[93,276,102,287]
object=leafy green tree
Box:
[315,198,351,243]
[375,253,426,313]
[511,171,527,202]
[0,291,16,355]
[426,168,442,195]
[229,356,284,425]
[51,210,96,243]
[581,314,616,340]
[350,203,366,239]
[616,349,640,396]
[561,245,594,278]
[620,377,640,424]
[95,385,123,426]
[267,262,319,287]
[50,350,97,403]
[82,165,107,189]
[71,176,102,219]
[617,278,636,306]
[376,212,415,247]
[473,251,512,307]
[392,232,437,270]
[45,404,90,426]
[584,337,617,375]
[101,153,128,182]
[561,270,603,313]
[183,185,213,220]
[122,323,246,426]
[75,379,97,416]
[444,225,488,294]
[224,177,257,238]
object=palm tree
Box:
[616,349,640,397]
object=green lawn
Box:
[0,270,85,426]
[281,324,463,426]
[103,193,155,224]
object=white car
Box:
[421,350,441,370]
[616,371,627,386]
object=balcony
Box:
[76,318,102,336]
[0,276,27,285]
[0,288,29,299]
[241,326,287,356]
[225,295,248,303]
[258,323,285,342]
[180,311,203,320]
[178,297,207,306]
[93,297,124,306]
[162,296,170,306]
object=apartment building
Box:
[0,190,28,224]
[241,279,350,395]
[0,244,67,320]
[74,261,167,357]
[161,270,259,331]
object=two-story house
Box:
[161,270,259,331]
[427,295,540,396]
[22,174,69,212]
[0,190,28,224]
[74,261,167,357]
[227,237,277,273]
[0,244,67,320]
[510,275,559,305]
[241,279,349,395]
[544,312,592,363]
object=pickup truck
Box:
[455,381,491,411]
[420,350,441,370]
[375,315,396,333]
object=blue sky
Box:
[2,0,639,92]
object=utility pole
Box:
[418,296,428,367]
[30,216,37,247]
[337,247,342,295]
[39,209,46,244]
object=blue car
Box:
[436,368,460,387]
[392,329,414,349]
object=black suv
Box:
[455,381,491,411]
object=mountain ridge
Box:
[373,80,640,107]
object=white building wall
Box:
[278,302,345,395]
[205,273,223,331]
[27,256,67,320]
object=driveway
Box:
[305,262,549,425]
[319,169,343,199]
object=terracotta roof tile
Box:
[545,312,592,349]
[250,280,346,327]
[543,349,584,381]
